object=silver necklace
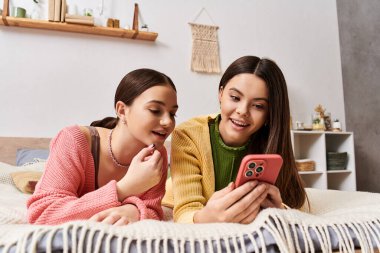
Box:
[108,129,129,168]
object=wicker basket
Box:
[327,152,347,170]
[296,159,315,171]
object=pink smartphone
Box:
[235,154,283,187]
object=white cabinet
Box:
[291,130,356,191]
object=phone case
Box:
[235,154,283,187]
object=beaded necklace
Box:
[108,129,129,169]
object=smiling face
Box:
[218,73,269,147]
[120,84,178,147]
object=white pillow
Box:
[0,161,45,186]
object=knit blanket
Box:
[0,183,379,253]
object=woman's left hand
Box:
[259,183,284,209]
[89,204,139,226]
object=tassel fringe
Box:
[1,211,380,253]
[189,23,221,74]
[2,188,380,252]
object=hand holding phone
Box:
[235,154,283,187]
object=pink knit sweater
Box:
[27,125,168,225]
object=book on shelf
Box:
[65,19,94,26]
[48,0,66,22]
[53,0,61,22]
[60,0,67,22]
[65,14,93,21]
[48,0,55,21]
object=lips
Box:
[152,130,167,139]
[230,118,250,128]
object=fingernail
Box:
[149,144,155,149]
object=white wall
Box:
[0,0,345,137]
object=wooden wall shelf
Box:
[0,17,158,41]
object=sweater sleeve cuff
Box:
[122,196,147,220]
[95,180,121,207]
[176,210,197,224]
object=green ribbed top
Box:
[209,115,250,191]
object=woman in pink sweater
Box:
[27,68,178,225]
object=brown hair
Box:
[91,68,176,129]
[219,56,306,209]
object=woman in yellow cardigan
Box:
[163,56,306,223]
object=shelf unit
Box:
[0,1,158,41]
[291,130,356,191]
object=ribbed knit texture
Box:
[27,125,168,225]
[162,115,309,223]
[209,115,249,191]
[162,115,218,223]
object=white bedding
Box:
[0,184,29,225]
[0,160,380,252]
[0,161,45,226]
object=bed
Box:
[0,136,379,253]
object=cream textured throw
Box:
[189,23,221,74]
[1,186,380,252]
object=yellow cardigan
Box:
[162,115,217,223]
[162,114,310,223]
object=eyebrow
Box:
[147,100,179,109]
[229,88,268,102]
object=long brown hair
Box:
[91,68,176,129]
[219,56,306,209]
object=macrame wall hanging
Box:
[189,8,221,74]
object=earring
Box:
[122,119,127,125]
